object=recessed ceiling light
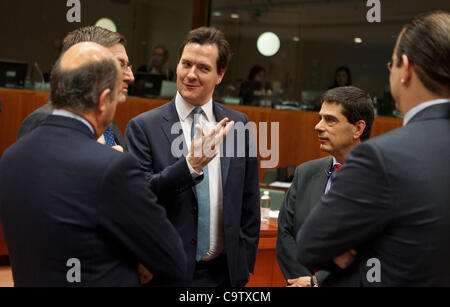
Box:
[257,32,281,57]
[354,37,363,44]
[230,13,240,19]
[212,11,222,17]
[293,36,300,42]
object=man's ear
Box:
[401,54,412,85]
[97,88,112,114]
[216,69,226,85]
[353,120,366,140]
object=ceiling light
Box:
[230,13,240,19]
[95,18,117,32]
[293,36,300,42]
[257,32,281,57]
[212,11,222,17]
[354,37,363,44]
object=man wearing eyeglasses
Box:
[17,26,135,152]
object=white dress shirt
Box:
[175,92,225,261]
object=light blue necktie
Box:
[103,125,116,147]
[191,108,210,261]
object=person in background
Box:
[137,45,174,81]
[329,66,352,89]
[276,86,375,287]
[239,65,272,106]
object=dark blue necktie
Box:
[191,108,210,261]
[103,125,116,147]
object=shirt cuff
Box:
[186,158,203,178]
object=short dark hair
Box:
[321,86,375,142]
[50,57,119,112]
[395,11,450,96]
[179,27,231,74]
[62,26,126,52]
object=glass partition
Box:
[209,0,449,116]
[0,0,194,97]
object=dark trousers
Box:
[190,254,230,287]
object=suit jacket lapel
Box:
[309,157,333,210]
[161,100,188,161]
[213,102,231,190]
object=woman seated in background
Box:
[329,66,352,89]
[239,65,272,106]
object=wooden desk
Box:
[247,218,286,287]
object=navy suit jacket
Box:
[0,115,186,287]
[125,100,260,286]
[297,102,450,286]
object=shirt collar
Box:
[175,92,214,122]
[403,99,450,126]
[52,109,95,134]
[332,156,342,167]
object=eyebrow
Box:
[181,58,211,68]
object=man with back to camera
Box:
[0,42,186,287]
[17,26,134,152]
[276,86,374,287]
[297,10,450,286]
[125,27,260,287]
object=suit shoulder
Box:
[215,103,249,122]
[130,101,173,123]
[295,157,332,176]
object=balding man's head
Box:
[50,42,122,113]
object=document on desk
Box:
[269,181,292,189]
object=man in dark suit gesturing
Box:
[126,27,260,287]
[297,11,450,286]
[0,42,186,287]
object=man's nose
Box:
[315,120,324,132]
[187,66,197,80]
[124,68,135,83]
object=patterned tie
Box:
[103,125,116,147]
[329,163,343,191]
[191,108,210,261]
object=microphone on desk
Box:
[34,62,45,84]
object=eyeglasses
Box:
[119,60,133,74]
[386,61,393,72]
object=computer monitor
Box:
[300,90,323,110]
[0,60,28,88]
[159,80,177,99]
[132,72,166,98]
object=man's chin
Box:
[118,94,127,104]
